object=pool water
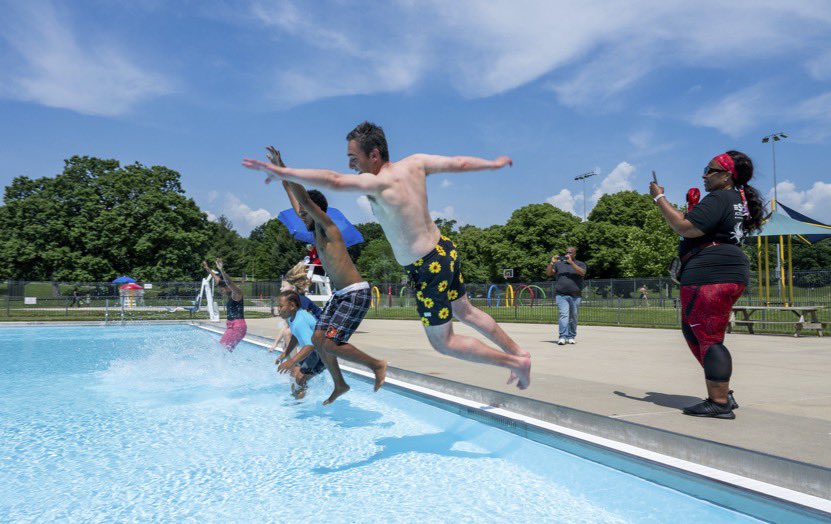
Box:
[0,326,764,522]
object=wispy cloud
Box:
[771,180,831,222]
[213,193,273,234]
[547,161,635,217]
[356,196,376,221]
[689,83,775,138]
[546,188,582,216]
[244,1,831,111]
[0,1,175,116]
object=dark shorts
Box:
[315,284,371,344]
[405,235,466,327]
[299,350,326,376]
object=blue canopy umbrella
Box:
[776,202,831,243]
[277,208,364,247]
[111,276,136,284]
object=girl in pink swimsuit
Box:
[204,259,247,350]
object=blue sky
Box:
[1,0,831,234]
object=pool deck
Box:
[240,317,831,472]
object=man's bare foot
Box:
[507,351,531,385]
[373,361,387,392]
[323,383,350,406]
[511,356,532,390]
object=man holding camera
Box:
[545,247,587,345]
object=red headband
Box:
[713,153,737,179]
[713,152,750,217]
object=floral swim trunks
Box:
[405,235,466,327]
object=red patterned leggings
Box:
[680,283,745,365]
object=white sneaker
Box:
[557,338,566,345]
[567,339,576,345]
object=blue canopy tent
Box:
[776,202,831,243]
[111,276,136,284]
[277,208,364,247]
[750,208,831,306]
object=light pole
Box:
[574,171,598,221]
[761,132,787,206]
[761,131,788,304]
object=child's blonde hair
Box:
[284,261,311,293]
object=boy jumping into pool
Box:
[243,124,531,390]
[265,147,386,405]
[275,290,326,399]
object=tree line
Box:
[1,156,828,284]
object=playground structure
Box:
[486,284,547,308]
[754,200,831,307]
[118,283,144,309]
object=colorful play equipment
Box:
[753,200,831,306]
[118,283,144,309]
[488,284,547,307]
[516,284,547,306]
[370,285,382,308]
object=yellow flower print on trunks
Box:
[404,235,466,326]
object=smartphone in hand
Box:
[652,170,658,184]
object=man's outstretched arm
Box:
[265,147,303,214]
[242,158,385,194]
[410,154,513,175]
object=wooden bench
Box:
[728,306,827,337]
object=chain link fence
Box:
[2,271,829,333]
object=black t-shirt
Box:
[678,189,750,286]
[299,294,322,320]
[552,259,587,297]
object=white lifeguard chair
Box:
[188,272,220,321]
[305,263,333,302]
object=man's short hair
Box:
[278,290,301,308]
[346,121,390,162]
[307,189,328,212]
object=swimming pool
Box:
[0,325,820,522]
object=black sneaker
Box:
[728,390,739,410]
[682,399,735,419]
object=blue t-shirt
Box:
[288,309,317,347]
[299,294,322,320]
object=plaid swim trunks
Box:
[405,235,466,327]
[315,282,371,344]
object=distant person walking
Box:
[650,150,765,420]
[545,247,587,345]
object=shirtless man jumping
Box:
[243,122,531,389]
[266,147,386,405]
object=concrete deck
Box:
[242,317,831,471]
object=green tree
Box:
[454,224,501,283]
[246,218,307,280]
[490,204,581,281]
[356,237,403,283]
[621,211,678,277]
[0,156,210,282]
[588,190,655,228]
[348,222,385,262]
[205,216,248,277]
[566,221,636,279]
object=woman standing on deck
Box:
[203,259,247,351]
[650,151,765,419]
